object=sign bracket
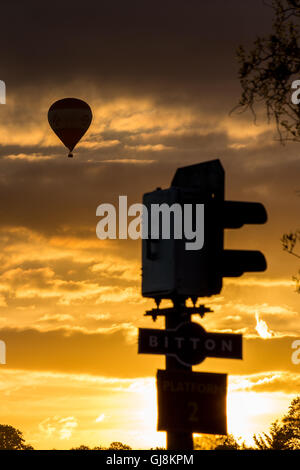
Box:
[144,304,213,322]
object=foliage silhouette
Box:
[235,0,300,290]
[281,230,300,292]
[71,442,131,450]
[234,0,300,143]
[108,441,132,450]
[70,445,91,450]
[0,424,34,450]
[253,396,300,449]
[194,434,244,450]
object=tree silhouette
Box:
[235,0,300,143]
[254,396,300,449]
[194,434,243,450]
[0,424,33,450]
[70,442,131,450]
[281,230,300,292]
[70,445,91,450]
[214,434,242,450]
[235,0,300,291]
[282,396,300,444]
[108,441,132,450]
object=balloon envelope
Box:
[48,98,92,157]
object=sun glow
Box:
[227,390,288,444]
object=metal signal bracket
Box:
[144,304,213,322]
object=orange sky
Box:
[0,0,299,449]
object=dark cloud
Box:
[0,0,293,249]
[1,0,272,106]
[1,327,299,380]
[0,131,298,283]
[0,326,162,378]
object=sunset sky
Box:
[0,1,299,449]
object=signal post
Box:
[138,159,267,450]
[165,301,193,450]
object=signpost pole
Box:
[165,300,193,450]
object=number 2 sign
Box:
[156,369,227,435]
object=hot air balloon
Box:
[48,98,92,158]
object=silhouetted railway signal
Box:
[142,159,267,302]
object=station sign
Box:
[139,322,242,366]
[157,369,227,435]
